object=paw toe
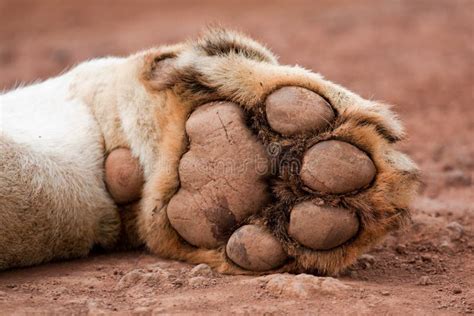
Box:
[104,148,144,204]
[300,140,376,194]
[265,87,335,136]
[288,201,359,250]
[226,225,287,271]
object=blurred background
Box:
[0,0,472,199]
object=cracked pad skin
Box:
[167,102,270,249]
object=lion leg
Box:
[0,135,120,270]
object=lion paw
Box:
[165,84,418,274]
[113,29,420,275]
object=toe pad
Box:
[104,148,144,204]
[266,87,335,136]
[300,140,376,194]
[226,225,287,271]
[289,201,359,250]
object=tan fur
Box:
[0,135,120,269]
[0,28,418,274]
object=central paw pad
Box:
[166,87,387,272]
[167,102,270,249]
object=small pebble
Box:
[359,254,376,264]
[417,276,433,286]
[439,240,455,254]
[444,169,471,187]
[189,264,214,278]
[395,244,407,254]
[446,221,464,240]
[188,276,209,288]
[421,254,432,262]
[358,254,376,269]
[453,288,462,294]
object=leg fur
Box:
[0,136,120,270]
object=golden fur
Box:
[0,28,418,274]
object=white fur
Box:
[1,67,102,170]
[0,58,129,269]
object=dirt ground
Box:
[0,0,473,314]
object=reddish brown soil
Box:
[1,0,473,314]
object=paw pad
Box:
[167,102,270,248]
[104,148,144,204]
[300,140,376,194]
[265,87,335,136]
[226,225,287,271]
[161,83,415,274]
[288,202,359,250]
